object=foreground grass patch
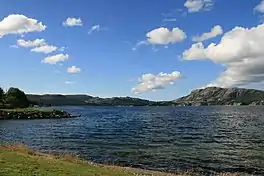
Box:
[0,145,131,176]
[0,144,241,176]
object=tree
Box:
[0,87,4,106]
[5,87,30,108]
[0,87,4,101]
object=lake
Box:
[1,106,264,175]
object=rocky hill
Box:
[174,87,264,105]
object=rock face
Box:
[174,87,264,105]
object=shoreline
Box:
[0,108,79,120]
[0,144,241,176]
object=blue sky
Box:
[0,0,264,100]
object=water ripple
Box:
[1,106,264,175]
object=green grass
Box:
[0,145,181,176]
[0,108,60,113]
[0,146,134,176]
[0,145,240,176]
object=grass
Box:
[0,144,241,176]
[0,108,61,113]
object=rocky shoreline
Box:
[0,109,79,120]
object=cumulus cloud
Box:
[17,38,46,48]
[146,27,186,45]
[132,71,182,94]
[0,14,46,38]
[182,23,264,87]
[17,38,58,54]
[42,54,69,64]
[63,17,82,27]
[67,65,81,73]
[255,0,264,13]
[192,25,223,42]
[184,0,213,13]
[31,45,57,54]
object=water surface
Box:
[1,106,264,175]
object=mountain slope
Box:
[175,87,264,105]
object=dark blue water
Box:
[1,106,264,175]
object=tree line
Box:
[0,87,30,109]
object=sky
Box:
[0,0,264,101]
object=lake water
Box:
[1,106,264,175]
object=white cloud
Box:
[184,0,213,13]
[42,54,69,64]
[255,0,264,13]
[132,40,149,51]
[31,45,57,54]
[0,14,46,38]
[67,65,81,73]
[65,81,75,84]
[132,71,182,94]
[17,38,58,54]
[17,38,46,48]
[192,25,223,42]
[146,27,186,45]
[88,25,107,34]
[63,17,82,27]
[88,25,100,34]
[182,23,264,87]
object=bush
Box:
[5,87,30,108]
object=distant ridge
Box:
[27,87,264,106]
[26,94,157,106]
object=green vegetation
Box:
[0,87,4,103]
[0,108,59,113]
[0,144,238,176]
[0,108,75,120]
[0,87,30,109]
[0,145,182,176]
[0,87,77,120]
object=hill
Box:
[26,94,155,106]
[27,87,264,106]
[174,87,264,106]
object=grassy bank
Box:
[0,144,240,176]
[0,108,78,120]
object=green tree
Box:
[0,87,4,107]
[5,87,29,108]
[0,87,4,101]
